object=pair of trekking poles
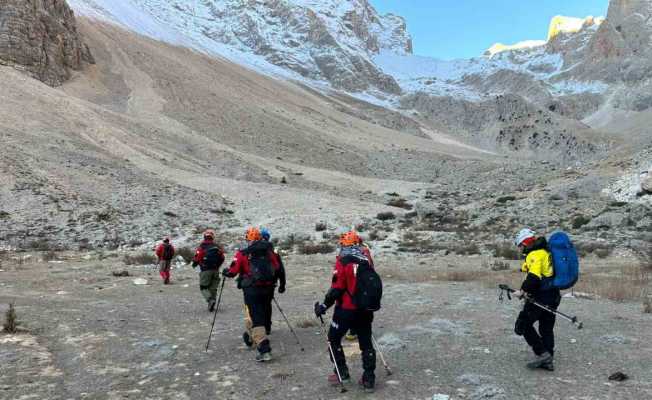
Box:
[498,284,584,329]
[204,279,305,351]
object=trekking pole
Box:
[205,278,227,351]
[371,334,393,376]
[498,284,584,329]
[272,297,305,351]
[317,313,347,393]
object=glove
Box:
[314,302,327,317]
[222,268,231,277]
[191,261,198,268]
[278,285,286,294]
[513,290,525,299]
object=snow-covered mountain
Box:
[69,0,412,94]
[65,0,652,159]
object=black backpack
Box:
[162,244,174,260]
[202,245,223,270]
[351,260,382,312]
[248,253,276,285]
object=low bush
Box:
[298,242,335,255]
[315,222,327,232]
[176,247,195,263]
[386,198,413,210]
[123,252,155,265]
[3,303,17,334]
[376,212,396,221]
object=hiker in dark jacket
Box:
[192,230,225,312]
[155,237,175,284]
[513,228,561,371]
[314,231,377,393]
[260,228,286,334]
[223,227,285,362]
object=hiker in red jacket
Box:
[222,227,286,362]
[155,237,175,284]
[346,234,373,341]
[315,231,377,393]
[192,230,225,312]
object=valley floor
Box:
[1,253,651,400]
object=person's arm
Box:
[275,251,286,292]
[223,252,242,277]
[192,246,203,267]
[323,262,346,308]
[155,244,163,259]
[519,253,543,296]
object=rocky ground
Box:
[1,251,651,400]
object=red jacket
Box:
[156,243,175,260]
[226,241,285,287]
[326,246,374,311]
[192,240,225,271]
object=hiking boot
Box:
[208,299,216,312]
[255,351,272,362]
[358,377,375,393]
[164,278,170,285]
[527,352,553,370]
[540,359,555,371]
[242,332,253,348]
[328,372,350,385]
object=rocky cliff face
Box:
[0,0,94,86]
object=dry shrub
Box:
[386,198,413,210]
[644,298,652,314]
[315,222,327,232]
[176,247,195,263]
[433,270,487,282]
[575,241,613,258]
[575,265,650,302]
[3,303,17,334]
[43,251,59,261]
[376,212,396,221]
[298,242,335,255]
[123,252,155,265]
[488,242,521,260]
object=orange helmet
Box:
[245,227,262,242]
[339,231,361,247]
[203,229,216,240]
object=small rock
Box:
[608,372,629,382]
[112,270,130,277]
[133,278,148,285]
[432,395,450,400]
[600,335,629,345]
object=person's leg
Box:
[538,306,557,356]
[515,304,546,356]
[354,312,376,390]
[265,293,273,335]
[199,271,214,304]
[328,308,352,381]
[246,288,272,359]
[242,292,254,348]
[208,270,220,302]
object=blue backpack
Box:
[544,231,579,290]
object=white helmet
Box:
[514,228,536,246]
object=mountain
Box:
[0,0,94,86]
[68,0,411,94]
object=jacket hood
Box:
[524,237,547,255]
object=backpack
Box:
[248,253,276,285]
[162,244,174,260]
[202,245,223,270]
[352,260,383,312]
[544,231,579,290]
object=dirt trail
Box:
[1,254,651,400]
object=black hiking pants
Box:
[515,295,561,356]
[243,286,275,353]
[328,307,376,383]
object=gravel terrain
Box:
[1,252,651,400]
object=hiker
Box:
[155,237,175,284]
[222,227,286,362]
[191,230,225,312]
[512,228,562,371]
[314,231,378,393]
[346,234,374,341]
[260,227,287,334]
